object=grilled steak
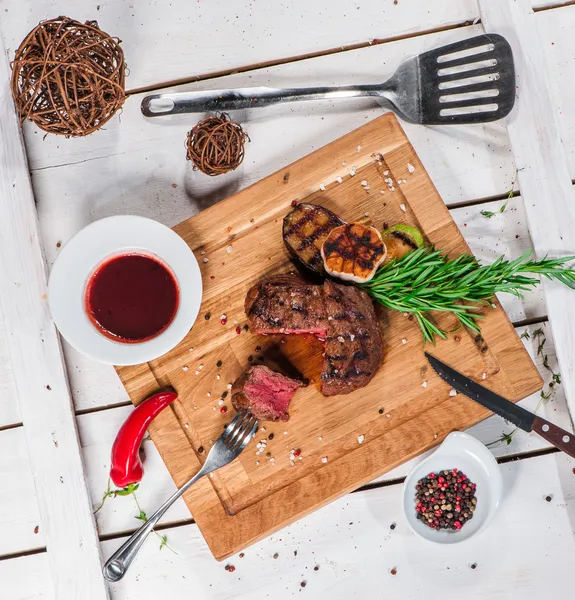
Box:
[245,276,383,396]
[245,274,327,337]
[231,365,303,422]
[321,279,383,396]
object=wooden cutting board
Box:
[116,113,542,560]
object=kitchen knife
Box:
[425,352,575,458]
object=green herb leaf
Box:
[481,210,496,219]
[159,535,168,551]
[115,483,140,496]
[135,510,147,522]
[520,331,530,340]
[361,249,575,344]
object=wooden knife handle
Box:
[532,416,575,458]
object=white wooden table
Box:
[2,1,575,598]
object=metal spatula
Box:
[141,34,515,125]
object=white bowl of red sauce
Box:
[48,215,202,365]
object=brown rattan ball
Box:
[185,113,249,176]
[11,16,126,137]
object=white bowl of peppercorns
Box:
[402,431,503,544]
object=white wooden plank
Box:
[0,37,109,598]
[0,553,52,600]
[6,451,575,599]
[0,0,478,91]
[99,452,575,600]
[0,427,44,556]
[479,0,575,421]
[0,304,20,427]
[24,23,515,205]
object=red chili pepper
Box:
[110,391,177,488]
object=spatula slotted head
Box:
[417,34,515,125]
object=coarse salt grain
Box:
[337,336,345,343]
[342,161,347,166]
[199,364,204,370]
[449,389,457,396]
[408,163,415,173]
[218,399,224,406]
[384,170,390,176]
[350,334,355,341]
[357,434,365,445]
[350,166,357,176]
[401,338,407,344]
[482,373,487,380]
[226,245,233,254]
[220,314,226,321]
[318,436,323,441]
[184,423,189,428]
[321,456,328,463]
[212,407,216,411]
[203,258,209,263]
[422,381,428,388]
[216,374,221,380]
[227,383,232,389]
[182,366,189,372]
[386,413,391,419]
[361,180,368,187]
[319,183,326,191]
[284,431,288,435]
[200,251,205,255]
[336,176,343,184]
[380,190,385,195]
[399,203,407,212]
[434,433,438,439]
[357,145,362,152]
[195,370,200,375]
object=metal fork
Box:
[102,410,259,582]
[141,34,515,125]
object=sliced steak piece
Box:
[231,365,303,422]
[245,274,327,337]
[320,280,383,396]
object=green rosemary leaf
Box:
[362,249,575,344]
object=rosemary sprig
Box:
[361,248,575,344]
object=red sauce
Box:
[86,253,179,343]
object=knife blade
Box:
[424,352,575,459]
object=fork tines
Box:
[223,410,259,452]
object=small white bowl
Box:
[402,432,502,544]
[48,215,202,366]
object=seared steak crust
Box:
[245,276,383,396]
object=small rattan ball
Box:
[11,16,126,137]
[185,113,249,176]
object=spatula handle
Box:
[532,416,575,458]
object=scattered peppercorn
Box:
[545,495,552,502]
[255,346,261,352]
[34,525,39,534]
[273,553,279,559]
[224,564,235,572]
[390,522,396,530]
[294,449,301,457]
[235,326,242,334]
[313,565,319,572]
[378,408,384,414]
[220,406,228,414]
[291,200,298,207]
[470,563,477,570]
[300,581,307,588]
[216,360,223,367]
[239,553,245,558]
[198,446,204,454]
[414,468,477,531]
[390,568,397,575]
[268,432,275,440]
[222,391,228,399]
[205,312,211,320]
[243,324,249,332]
[266,451,272,458]
[248,355,253,362]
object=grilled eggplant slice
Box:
[283,203,345,273]
[381,224,424,262]
[321,223,386,283]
